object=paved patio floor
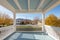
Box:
[4,32,54,40]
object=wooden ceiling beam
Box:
[37,0,45,10]
[44,0,60,13]
[28,0,30,12]
[13,0,22,11]
[0,0,16,13]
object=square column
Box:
[13,13,16,31]
[42,13,45,32]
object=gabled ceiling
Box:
[0,0,60,13]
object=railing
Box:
[0,25,15,40]
[45,25,60,40]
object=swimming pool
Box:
[4,32,54,40]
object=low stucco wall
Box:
[0,25,16,40]
[45,25,60,40]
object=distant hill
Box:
[16,18,41,25]
[16,18,32,25]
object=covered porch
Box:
[0,0,60,40]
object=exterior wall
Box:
[37,21,42,27]
[45,25,60,40]
[0,25,15,40]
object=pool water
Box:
[4,32,54,40]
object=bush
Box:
[16,26,42,31]
[0,13,13,27]
[45,14,60,27]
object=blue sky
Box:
[0,4,60,20]
[16,13,42,20]
[0,5,13,18]
[46,4,60,18]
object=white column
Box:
[13,13,16,31]
[42,13,45,32]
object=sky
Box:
[16,13,42,20]
[0,4,60,20]
[46,4,60,18]
[0,5,13,18]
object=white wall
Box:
[0,25,15,40]
[45,25,60,40]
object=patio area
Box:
[0,0,60,40]
[4,32,54,40]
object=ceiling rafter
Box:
[59,0,60,4]
[0,0,59,13]
[13,0,22,11]
[37,0,45,10]
[0,0,16,13]
[44,0,60,13]
[28,0,30,12]
[16,9,42,13]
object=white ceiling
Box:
[0,0,60,13]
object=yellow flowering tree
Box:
[0,13,13,27]
[45,14,57,26]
